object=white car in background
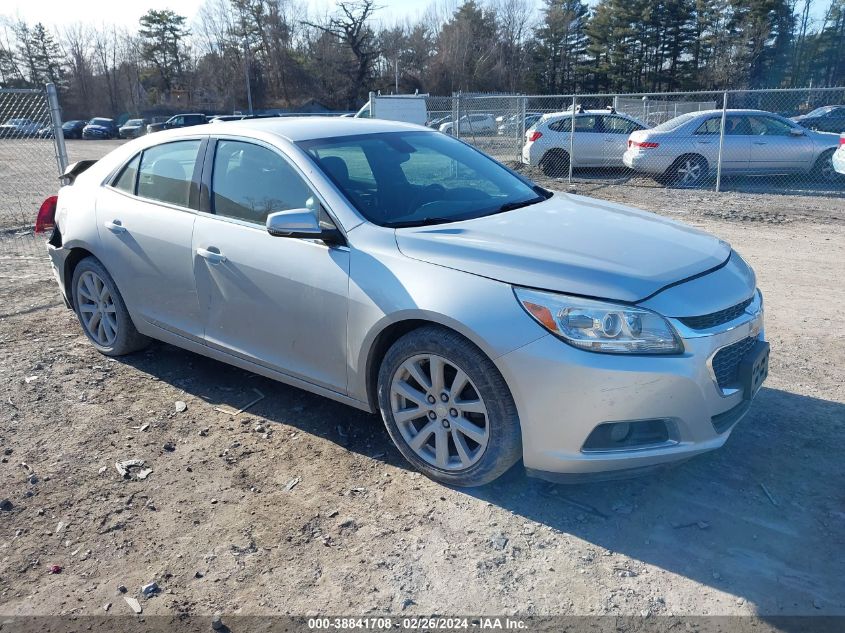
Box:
[439,114,496,136]
[833,133,845,175]
[522,109,649,176]
[623,109,843,187]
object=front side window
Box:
[137,140,202,208]
[212,140,316,224]
[299,131,544,228]
[602,116,640,134]
[748,116,794,136]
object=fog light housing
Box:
[582,419,673,452]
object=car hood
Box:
[394,193,731,303]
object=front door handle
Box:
[753,141,767,145]
[196,247,227,264]
[103,219,126,234]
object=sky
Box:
[3,0,446,31]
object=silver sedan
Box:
[38,118,767,486]
[623,109,842,186]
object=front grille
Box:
[711,336,757,389]
[678,296,754,330]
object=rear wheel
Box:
[539,149,570,177]
[71,257,149,356]
[663,154,708,188]
[377,326,522,487]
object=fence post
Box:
[517,96,526,162]
[715,91,728,193]
[455,91,462,140]
[568,95,576,185]
[369,90,377,119]
[46,83,68,174]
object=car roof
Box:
[168,116,431,142]
[539,110,646,123]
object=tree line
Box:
[0,0,843,119]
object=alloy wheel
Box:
[389,353,490,471]
[677,157,703,186]
[77,270,118,347]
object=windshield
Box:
[7,118,30,125]
[805,106,838,117]
[89,118,111,126]
[298,131,547,228]
[126,119,143,125]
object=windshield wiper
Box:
[495,195,545,214]
[389,217,455,229]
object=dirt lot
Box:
[0,138,843,620]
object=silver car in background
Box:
[522,109,649,176]
[624,109,842,186]
[37,118,768,487]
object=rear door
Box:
[94,138,205,339]
[570,115,602,166]
[693,115,750,172]
[747,115,815,172]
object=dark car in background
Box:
[61,120,87,139]
[0,118,42,138]
[82,118,118,140]
[792,105,845,133]
[118,118,148,139]
[146,113,207,134]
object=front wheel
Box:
[71,257,150,356]
[813,149,842,183]
[377,326,522,487]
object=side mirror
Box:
[789,128,805,136]
[266,208,344,245]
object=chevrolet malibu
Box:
[36,118,769,486]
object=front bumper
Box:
[495,296,766,477]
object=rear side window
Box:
[695,118,721,135]
[113,154,140,194]
[211,140,316,224]
[137,140,202,208]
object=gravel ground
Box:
[0,138,843,619]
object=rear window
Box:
[137,140,202,208]
[651,112,701,132]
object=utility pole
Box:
[243,36,253,115]
[394,59,399,94]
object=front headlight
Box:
[514,287,683,354]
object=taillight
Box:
[839,135,845,146]
[35,195,58,233]
[527,130,542,142]
[630,140,659,149]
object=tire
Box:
[813,149,841,183]
[663,154,708,188]
[377,326,522,487]
[71,256,150,356]
[539,149,570,177]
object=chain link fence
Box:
[0,85,66,279]
[424,87,845,196]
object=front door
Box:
[95,139,205,339]
[193,139,350,393]
[746,115,815,172]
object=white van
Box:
[355,95,428,126]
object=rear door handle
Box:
[753,141,767,145]
[196,247,227,264]
[103,219,126,234]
